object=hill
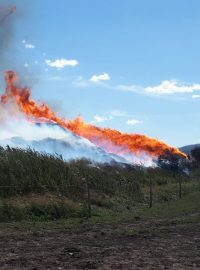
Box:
[179,144,200,155]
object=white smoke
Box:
[91,137,155,167]
[0,105,155,166]
[0,109,127,164]
[120,152,155,167]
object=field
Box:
[0,148,200,269]
[1,2,200,269]
[0,192,200,270]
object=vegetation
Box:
[0,146,199,222]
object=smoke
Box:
[0,5,185,167]
[0,104,155,166]
[0,2,17,73]
[0,112,126,164]
[0,70,186,166]
[120,152,155,167]
[88,136,155,166]
[0,1,30,90]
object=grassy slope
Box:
[0,190,199,229]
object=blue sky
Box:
[2,0,200,147]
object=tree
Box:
[191,147,200,164]
[158,152,188,199]
[157,152,180,172]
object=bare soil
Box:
[0,216,199,270]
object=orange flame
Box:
[1,71,187,160]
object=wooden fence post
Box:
[178,174,182,199]
[149,176,153,208]
[83,177,91,218]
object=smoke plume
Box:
[0,5,186,166]
[0,3,18,73]
[0,71,186,167]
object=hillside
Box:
[179,144,200,155]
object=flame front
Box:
[0,71,187,160]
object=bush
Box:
[0,202,25,222]
[0,147,143,201]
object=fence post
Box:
[149,176,153,208]
[178,174,182,199]
[82,177,91,218]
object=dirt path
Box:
[0,217,199,270]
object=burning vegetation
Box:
[0,70,187,164]
[0,5,187,164]
[0,6,200,270]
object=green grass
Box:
[136,191,200,219]
[0,146,199,225]
[0,186,199,224]
[0,181,199,224]
[0,197,89,222]
[1,190,199,229]
[85,190,200,226]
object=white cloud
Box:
[90,73,110,82]
[24,63,29,68]
[126,119,143,125]
[46,58,78,69]
[192,94,200,99]
[25,43,35,49]
[93,115,108,123]
[92,111,143,127]
[145,80,200,94]
[92,114,113,124]
[22,40,35,49]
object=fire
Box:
[0,71,187,160]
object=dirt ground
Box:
[0,216,199,270]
